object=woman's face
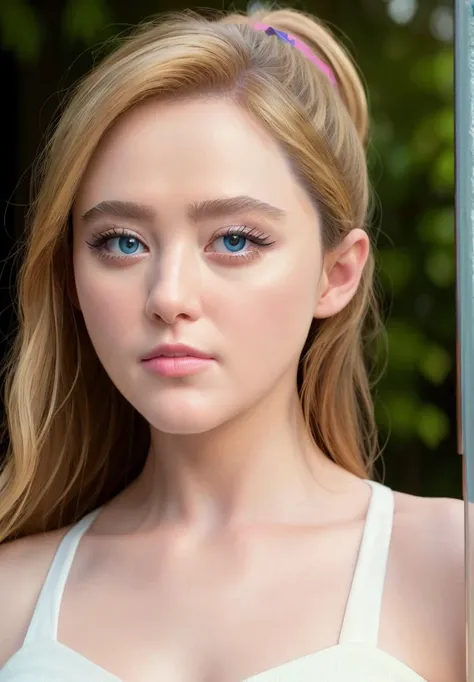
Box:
[72,97,367,434]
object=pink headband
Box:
[252,22,337,87]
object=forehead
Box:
[75,97,316,223]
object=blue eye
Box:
[115,236,141,255]
[86,225,275,263]
[222,234,247,252]
[86,230,146,258]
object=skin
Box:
[71,96,370,532]
[0,98,465,682]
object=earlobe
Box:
[313,270,332,319]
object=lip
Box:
[141,343,215,377]
[141,343,214,362]
[142,355,213,378]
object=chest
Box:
[59,525,362,682]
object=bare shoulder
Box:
[0,526,70,666]
[386,490,465,682]
[393,491,464,582]
[394,488,463,551]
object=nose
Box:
[145,242,202,324]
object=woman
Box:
[0,7,465,682]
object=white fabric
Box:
[0,480,427,681]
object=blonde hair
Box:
[0,7,383,542]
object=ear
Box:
[314,228,370,319]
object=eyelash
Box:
[85,225,276,263]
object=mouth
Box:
[141,354,214,378]
[140,343,215,377]
[141,343,213,362]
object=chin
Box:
[147,414,225,435]
[137,397,230,435]
[150,421,216,435]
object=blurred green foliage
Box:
[0,0,459,496]
[0,0,42,62]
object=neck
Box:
[127,386,356,534]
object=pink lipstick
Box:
[141,343,214,378]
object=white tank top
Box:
[0,480,428,681]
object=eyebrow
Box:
[80,196,287,225]
[81,201,155,224]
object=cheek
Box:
[74,260,142,353]
[213,252,320,362]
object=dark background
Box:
[0,0,460,498]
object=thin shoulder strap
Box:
[338,480,395,647]
[23,507,102,644]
